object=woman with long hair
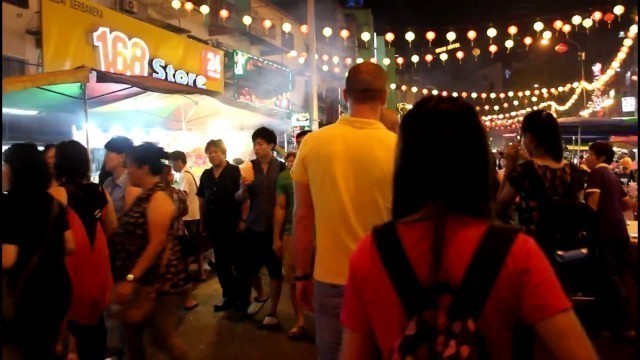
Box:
[498,110,587,252]
[49,140,117,359]
[2,143,73,359]
[339,97,596,360]
[109,143,189,359]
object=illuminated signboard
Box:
[42,0,224,92]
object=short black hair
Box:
[128,143,169,176]
[3,143,52,194]
[589,141,615,164]
[521,110,563,163]
[104,136,134,154]
[205,139,227,155]
[394,96,494,221]
[55,140,91,183]
[252,127,277,145]
[296,130,312,143]
[168,151,187,164]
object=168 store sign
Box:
[92,27,222,90]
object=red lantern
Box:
[555,43,569,53]
[604,13,615,28]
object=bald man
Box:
[291,62,397,359]
[380,108,400,133]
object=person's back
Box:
[342,217,572,359]
[295,119,396,284]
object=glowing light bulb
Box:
[171,0,181,10]
[184,2,194,11]
[405,31,416,47]
[467,30,477,45]
[199,5,210,15]
[282,22,292,34]
[382,58,391,66]
[487,27,497,44]
[322,27,333,39]
[426,31,436,46]
[446,31,456,44]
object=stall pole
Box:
[83,83,90,149]
[577,126,582,161]
[307,0,319,130]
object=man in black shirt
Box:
[197,140,243,312]
[235,127,287,325]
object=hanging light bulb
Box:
[505,39,514,53]
[200,5,210,15]
[582,18,593,33]
[370,58,377,63]
[171,0,181,10]
[613,5,625,21]
[332,56,340,65]
[382,57,391,66]
[562,23,572,37]
[411,54,419,67]
[456,50,464,64]
[384,32,395,48]
[396,56,405,69]
[321,54,329,62]
[571,15,583,31]
[184,2,194,11]
[405,31,416,47]
[242,15,253,30]
[472,48,480,62]
[411,86,418,94]
[300,24,309,35]
[446,31,456,44]
[439,52,448,66]
[361,31,371,48]
[422,89,429,96]
[262,19,273,34]
[533,21,544,36]
[553,20,564,36]
[355,57,364,64]
[426,31,436,47]
[487,27,497,44]
[592,11,603,26]
[424,54,434,67]
[339,29,350,45]
[523,36,533,51]
[282,22,292,35]
[489,44,498,58]
[288,50,298,58]
[401,85,408,92]
[623,38,634,47]
[298,56,305,64]
[542,30,552,41]
[321,64,329,72]
[507,25,518,39]
[322,27,333,41]
[344,57,353,66]
[467,30,477,46]
[389,83,397,90]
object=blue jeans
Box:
[313,280,345,360]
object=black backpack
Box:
[373,222,530,360]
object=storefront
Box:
[3,0,290,177]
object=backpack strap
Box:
[373,222,438,317]
[449,224,520,319]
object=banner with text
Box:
[42,0,224,92]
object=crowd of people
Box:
[1,62,637,360]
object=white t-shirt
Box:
[179,169,200,221]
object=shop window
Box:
[2,56,26,79]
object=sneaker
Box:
[247,294,270,316]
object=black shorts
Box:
[243,228,283,280]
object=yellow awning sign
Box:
[42,0,224,92]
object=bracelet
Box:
[293,274,312,282]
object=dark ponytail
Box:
[128,142,169,176]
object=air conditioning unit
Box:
[120,0,139,15]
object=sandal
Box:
[288,325,308,341]
[258,314,281,330]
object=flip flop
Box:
[247,294,270,316]
[288,325,308,341]
[184,301,199,311]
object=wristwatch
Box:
[125,274,136,282]
[293,274,312,282]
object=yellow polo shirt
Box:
[291,116,397,285]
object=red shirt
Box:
[341,217,571,359]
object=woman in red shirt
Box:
[340,97,597,360]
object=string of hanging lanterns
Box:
[170,0,210,15]
[478,22,636,129]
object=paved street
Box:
[147,270,317,360]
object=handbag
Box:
[108,240,173,324]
